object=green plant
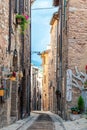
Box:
[16,14,29,33]
[84,81,87,88]
[71,106,80,113]
[84,81,87,85]
[78,96,84,113]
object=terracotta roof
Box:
[53,0,59,6]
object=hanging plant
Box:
[16,13,29,33]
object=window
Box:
[25,0,29,11]
[63,0,67,27]
[14,0,20,13]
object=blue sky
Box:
[31,0,57,66]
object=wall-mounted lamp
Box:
[13,49,17,57]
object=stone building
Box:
[41,50,50,111]
[0,0,33,128]
[52,0,87,119]
[0,0,18,127]
[48,12,58,114]
[31,65,42,111]
[37,69,43,110]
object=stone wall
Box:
[0,0,9,67]
[49,14,58,113]
[51,0,87,119]
[0,0,31,127]
[68,0,87,71]
[65,0,87,119]
[0,0,20,127]
[0,0,10,128]
[11,81,18,117]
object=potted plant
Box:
[16,14,29,33]
[71,106,80,114]
[78,96,84,113]
[9,71,16,81]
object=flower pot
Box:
[84,85,87,88]
[0,89,4,96]
[10,76,16,81]
[72,111,78,114]
[16,18,22,24]
[16,14,29,33]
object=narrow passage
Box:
[27,113,54,130]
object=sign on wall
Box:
[66,69,72,102]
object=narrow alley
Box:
[0,0,87,130]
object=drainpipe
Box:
[59,0,63,117]
[19,0,24,119]
[8,0,12,53]
[28,0,31,116]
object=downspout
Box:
[8,0,12,53]
[19,0,24,119]
[30,0,31,115]
[59,0,63,117]
[27,0,31,116]
[56,18,59,114]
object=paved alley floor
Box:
[0,111,87,130]
[20,111,65,130]
[27,113,54,130]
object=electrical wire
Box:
[31,7,58,10]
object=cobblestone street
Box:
[27,114,54,130]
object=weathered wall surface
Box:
[65,0,87,119]
[49,15,58,113]
[0,0,19,127]
[0,0,9,67]
[68,0,87,71]
[0,0,10,128]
